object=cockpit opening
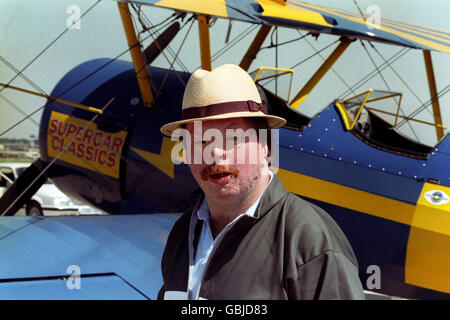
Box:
[336,89,436,159]
[252,66,311,130]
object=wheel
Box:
[26,201,43,216]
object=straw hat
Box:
[160,64,286,136]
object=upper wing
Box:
[120,0,450,53]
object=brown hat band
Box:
[181,100,268,120]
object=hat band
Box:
[182,100,267,120]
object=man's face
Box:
[185,117,269,201]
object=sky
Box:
[0,0,449,146]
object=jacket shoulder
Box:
[281,193,358,268]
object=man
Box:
[158,64,364,300]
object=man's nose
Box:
[211,144,226,162]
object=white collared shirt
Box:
[188,170,273,300]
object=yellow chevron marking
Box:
[131,137,178,179]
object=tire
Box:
[26,201,43,216]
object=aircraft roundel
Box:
[424,190,450,205]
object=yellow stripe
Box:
[277,168,450,294]
[371,19,450,41]
[375,20,450,45]
[405,183,450,293]
[370,16,450,36]
[155,0,228,18]
[276,168,415,225]
[256,0,332,28]
[327,6,450,38]
[298,2,450,53]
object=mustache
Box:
[200,164,240,181]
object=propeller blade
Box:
[143,22,180,65]
[0,159,47,216]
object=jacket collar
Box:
[254,173,289,219]
[189,188,205,211]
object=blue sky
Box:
[0,0,449,146]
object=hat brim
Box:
[160,111,286,136]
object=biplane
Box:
[0,0,449,300]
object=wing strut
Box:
[198,15,212,71]
[240,25,272,71]
[423,50,444,141]
[290,37,351,109]
[117,2,154,107]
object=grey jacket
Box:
[158,174,365,299]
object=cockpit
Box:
[250,67,438,160]
[250,66,311,130]
[335,89,436,159]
